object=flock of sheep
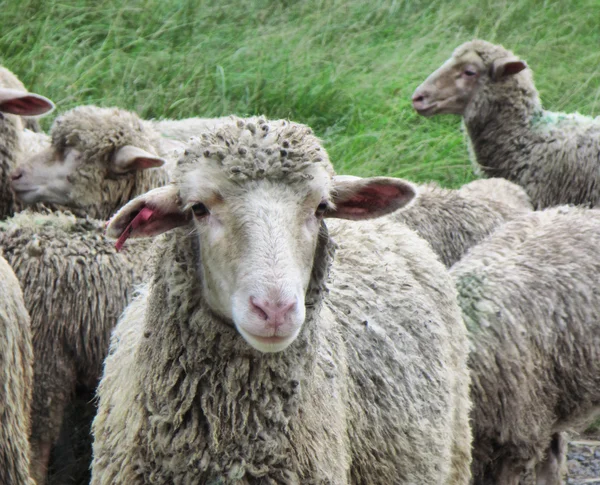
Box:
[0,38,598,485]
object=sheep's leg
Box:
[30,440,52,485]
[534,433,567,485]
[497,460,526,485]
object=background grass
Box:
[1,0,600,186]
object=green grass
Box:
[2,0,600,186]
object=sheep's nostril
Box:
[413,95,425,103]
[11,169,24,181]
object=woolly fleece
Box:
[91,117,472,484]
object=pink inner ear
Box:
[115,207,155,251]
[0,96,53,116]
[132,157,164,170]
[344,185,404,210]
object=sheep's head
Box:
[11,105,166,218]
[412,40,528,117]
[107,118,416,353]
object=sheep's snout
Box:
[10,167,24,181]
[412,86,437,116]
[249,296,297,329]
[233,289,305,353]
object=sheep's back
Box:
[451,206,600,472]
[395,183,529,267]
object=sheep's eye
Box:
[192,203,209,218]
[315,202,328,217]
[463,69,477,77]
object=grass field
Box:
[2,0,600,186]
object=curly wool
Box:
[0,210,152,485]
[91,119,471,485]
[451,206,600,484]
[396,179,531,267]
[177,116,332,184]
[0,254,34,485]
[457,40,600,209]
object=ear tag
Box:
[114,207,155,251]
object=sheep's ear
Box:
[326,175,416,220]
[112,145,166,174]
[106,185,191,251]
[0,88,55,116]
[490,56,527,81]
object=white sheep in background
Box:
[0,66,54,219]
[0,253,34,485]
[11,105,238,220]
[92,117,472,484]
[451,206,600,484]
[412,39,600,209]
[395,178,532,267]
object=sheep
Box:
[450,205,600,484]
[392,178,532,267]
[0,66,54,219]
[91,117,472,484]
[412,39,600,209]
[6,106,230,484]
[0,253,34,485]
[0,210,153,485]
[458,178,533,212]
[11,105,175,221]
[11,105,238,221]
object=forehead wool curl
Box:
[51,105,160,164]
[453,40,515,65]
[176,117,334,185]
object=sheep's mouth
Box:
[12,187,40,202]
[414,102,439,116]
[248,335,289,345]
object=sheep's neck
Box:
[464,83,542,179]
[86,165,170,221]
[0,116,21,220]
[139,224,334,432]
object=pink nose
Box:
[249,296,296,328]
[11,168,24,181]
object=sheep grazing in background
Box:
[0,211,152,485]
[451,206,600,484]
[92,117,472,484]
[394,177,532,267]
[412,39,600,209]
[0,66,54,219]
[0,254,34,485]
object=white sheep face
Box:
[11,144,164,208]
[106,124,417,354]
[179,164,331,352]
[12,146,80,205]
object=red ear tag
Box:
[115,207,155,251]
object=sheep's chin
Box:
[236,325,301,353]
